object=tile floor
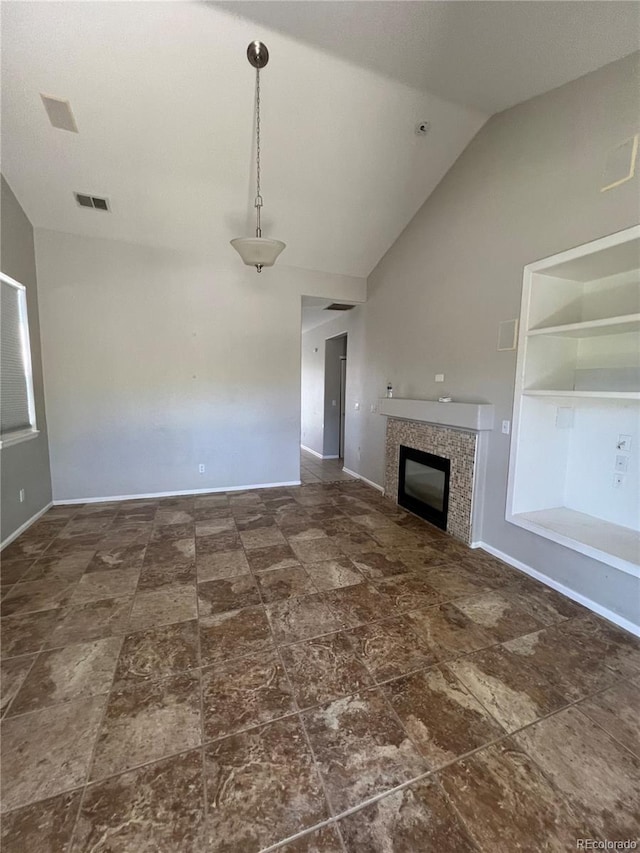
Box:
[1,473,639,851]
[300,448,353,484]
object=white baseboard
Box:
[300,444,323,459]
[300,445,339,460]
[476,541,640,638]
[53,481,302,506]
[1,501,54,550]
[342,467,384,493]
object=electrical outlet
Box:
[19,489,25,503]
[615,455,629,473]
[613,473,625,488]
[617,434,632,452]
[198,464,205,474]
[501,420,510,435]
[370,403,378,413]
[435,374,445,383]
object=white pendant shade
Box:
[230,236,286,269]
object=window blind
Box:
[1,277,32,436]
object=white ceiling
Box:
[221,1,640,113]
[301,296,358,333]
[2,2,638,280]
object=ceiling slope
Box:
[2,2,637,278]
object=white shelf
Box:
[523,390,640,400]
[510,507,640,577]
[379,398,494,431]
[507,225,640,575]
[528,314,640,338]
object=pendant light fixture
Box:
[230,41,286,273]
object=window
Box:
[1,273,38,448]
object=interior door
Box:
[339,356,347,458]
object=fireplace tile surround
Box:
[384,418,478,544]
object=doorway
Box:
[339,354,347,458]
[323,333,347,459]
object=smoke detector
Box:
[415,121,430,136]
[74,193,110,211]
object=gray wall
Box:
[339,54,640,626]
[0,177,52,541]
[35,229,365,501]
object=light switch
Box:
[435,374,445,383]
[354,402,360,410]
[501,420,510,435]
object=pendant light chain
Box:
[230,41,285,272]
[255,67,263,238]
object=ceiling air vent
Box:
[325,303,355,311]
[74,193,110,212]
[41,95,78,133]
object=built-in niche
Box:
[506,225,640,576]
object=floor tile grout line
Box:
[264,662,638,853]
[570,700,640,762]
[65,629,127,852]
[254,566,340,843]
[194,541,210,838]
[429,772,487,853]
[3,483,638,835]
[1,742,206,819]
[0,649,41,721]
[3,626,629,734]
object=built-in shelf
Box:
[379,398,495,431]
[528,313,640,338]
[523,389,640,400]
[511,507,640,577]
[507,225,640,574]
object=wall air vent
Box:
[74,193,110,212]
[325,303,355,311]
[41,95,78,133]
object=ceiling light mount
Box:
[231,41,285,273]
[247,40,269,70]
[415,120,430,136]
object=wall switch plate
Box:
[617,434,632,452]
[198,464,205,474]
[435,374,445,383]
[354,402,360,410]
[615,455,629,472]
[370,403,377,413]
[501,420,510,434]
[331,399,337,407]
[613,473,625,488]
[19,489,25,503]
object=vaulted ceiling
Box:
[2,2,638,279]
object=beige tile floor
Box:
[1,464,639,852]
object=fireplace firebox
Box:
[398,445,450,530]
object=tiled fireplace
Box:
[384,418,479,544]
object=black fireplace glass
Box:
[398,446,450,530]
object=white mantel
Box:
[379,398,495,431]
